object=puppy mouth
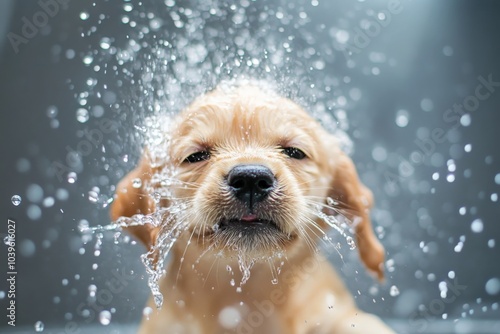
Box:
[217,216,281,234]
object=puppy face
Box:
[169,86,332,257]
[111,84,385,278]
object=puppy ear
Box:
[110,155,159,250]
[329,152,385,280]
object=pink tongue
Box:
[241,214,258,222]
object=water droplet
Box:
[123,3,133,12]
[83,55,93,65]
[11,195,22,206]
[76,108,89,123]
[132,178,142,188]
[100,37,111,50]
[471,219,484,233]
[420,98,434,112]
[460,114,471,127]
[46,105,58,118]
[271,278,278,285]
[34,321,44,332]
[67,172,77,184]
[99,310,112,325]
[389,285,400,297]
[143,307,153,319]
[485,278,500,296]
[346,236,356,250]
[230,278,235,286]
[395,109,409,127]
[80,12,89,20]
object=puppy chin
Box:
[212,218,293,256]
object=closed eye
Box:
[184,151,210,163]
[282,147,307,160]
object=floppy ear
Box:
[329,152,385,280]
[110,154,160,250]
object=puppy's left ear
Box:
[110,154,160,251]
[328,151,385,280]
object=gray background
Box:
[1,0,499,333]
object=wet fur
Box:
[111,84,394,333]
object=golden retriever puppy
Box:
[111,84,394,334]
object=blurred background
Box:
[1,0,499,333]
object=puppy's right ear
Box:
[110,155,159,250]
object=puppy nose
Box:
[227,164,275,207]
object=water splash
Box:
[311,198,358,251]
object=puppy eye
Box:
[282,147,306,160]
[184,151,210,163]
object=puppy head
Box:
[111,84,385,278]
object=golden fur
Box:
[111,85,394,333]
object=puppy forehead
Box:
[172,87,317,147]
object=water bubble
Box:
[34,321,44,332]
[76,108,89,123]
[218,306,241,329]
[99,310,112,325]
[495,173,500,185]
[11,195,22,206]
[420,98,434,112]
[470,219,484,233]
[389,285,400,297]
[67,172,77,184]
[149,18,163,31]
[27,184,44,203]
[27,205,42,220]
[346,236,356,250]
[4,236,12,245]
[20,239,36,257]
[488,239,495,248]
[395,109,409,127]
[46,105,58,118]
[123,3,133,12]
[80,12,89,20]
[372,146,387,162]
[99,37,112,50]
[83,55,94,65]
[485,278,500,295]
[132,178,142,188]
[460,114,471,127]
[230,278,235,286]
[16,158,30,173]
[143,307,153,319]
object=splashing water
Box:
[74,0,364,310]
[312,197,359,251]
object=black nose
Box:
[227,164,276,208]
